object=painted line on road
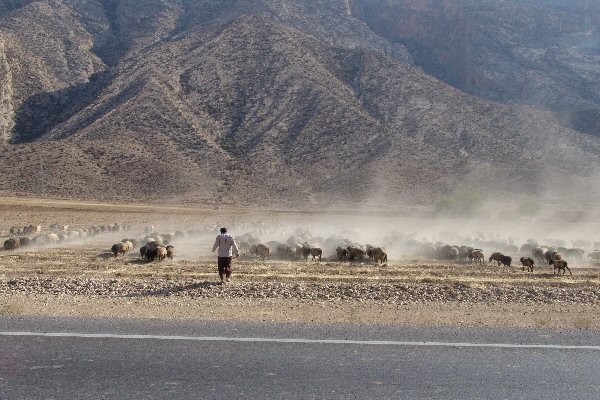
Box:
[0,331,599,350]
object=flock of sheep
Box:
[236,231,387,264]
[231,228,600,276]
[109,228,186,262]
[3,223,130,251]
[4,222,600,278]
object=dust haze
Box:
[4,200,599,268]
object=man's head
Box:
[220,227,227,234]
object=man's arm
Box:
[212,236,220,253]
[231,238,240,257]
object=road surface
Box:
[0,317,599,399]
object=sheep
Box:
[531,247,546,264]
[19,237,31,248]
[121,239,139,247]
[309,248,323,262]
[565,248,584,261]
[489,252,504,266]
[420,243,437,259]
[146,239,159,249]
[24,225,40,235]
[120,241,134,254]
[547,252,564,265]
[293,243,306,260]
[520,243,535,254]
[459,246,472,262]
[166,245,176,260]
[46,233,59,243]
[519,257,535,273]
[336,246,349,261]
[144,235,163,246]
[469,249,484,264]
[111,243,123,258]
[4,238,20,251]
[366,245,375,261]
[346,245,366,261]
[266,241,282,251]
[252,244,271,260]
[437,245,459,260]
[498,255,512,267]
[277,244,295,260]
[156,246,168,261]
[544,250,559,265]
[146,247,158,262]
[371,247,387,264]
[300,246,311,261]
[550,259,572,276]
[140,245,148,259]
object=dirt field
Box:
[1,197,600,330]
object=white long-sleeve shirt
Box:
[212,234,240,257]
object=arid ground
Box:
[1,197,599,330]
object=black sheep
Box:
[140,245,148,259]
[146,247,158,262]
[498,255,512,267]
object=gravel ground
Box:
[2,277,599,305]
[2,199,600,329]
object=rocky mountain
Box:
[0,0,599,207]
[351,0,600,136]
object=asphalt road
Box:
[0,317,599,399]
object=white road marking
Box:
[29,365,63,370]
[0,331,598,350]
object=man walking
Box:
[211,227,240,284]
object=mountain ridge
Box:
[0,0,599,207]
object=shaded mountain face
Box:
[348,0,469,88]
[0,0,599,207]
[347,0,600,136]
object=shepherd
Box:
[211,227,240,284]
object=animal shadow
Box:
[129,281,223,297]
[126,258,151,266]
[94,252,115,260]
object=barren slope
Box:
[0,0,599,206]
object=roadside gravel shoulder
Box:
[1,283,599,330]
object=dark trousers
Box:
[218,257,232,279]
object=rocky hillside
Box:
[349,0,600,136]
[0,0,599,207]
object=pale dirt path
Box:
[1,294,599,330]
